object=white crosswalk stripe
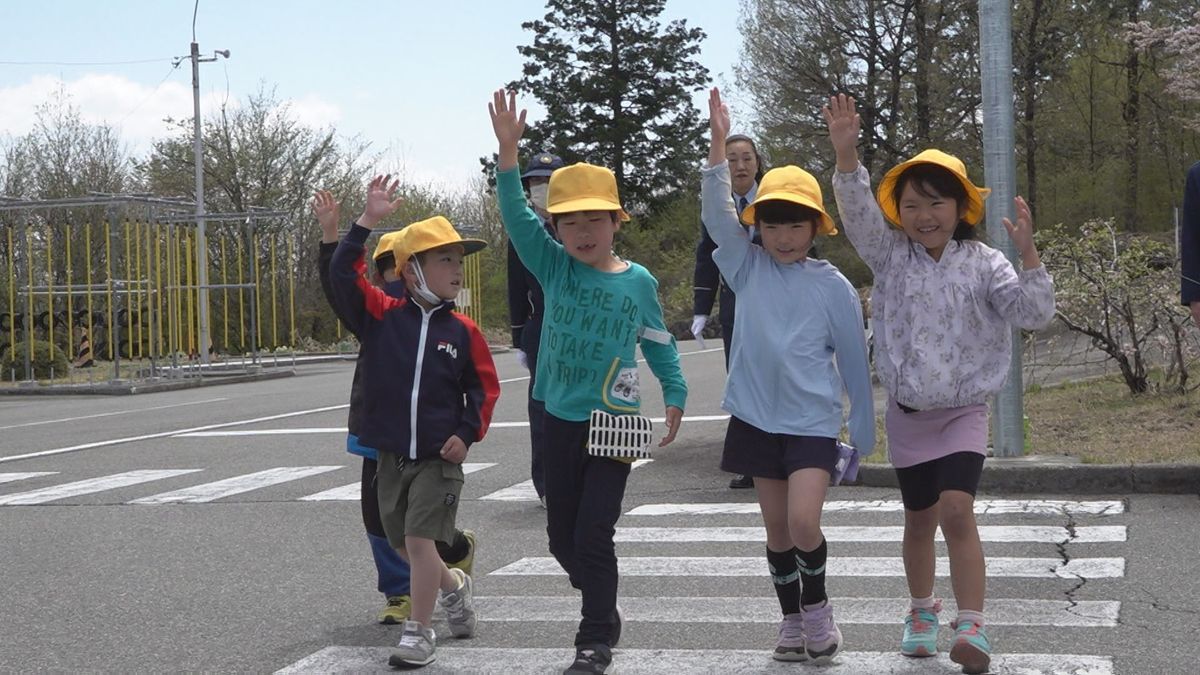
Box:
[479,459,652,502]
[0,471,57,485]
[459,596,1121,627]
[492,555,1126,578]
[626,499,1127,516]
[298,463,497,501]
[127,466,342,504]
[0,469,203,505]
[614,524,1127,543]
[276,646,1115,674]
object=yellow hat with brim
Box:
[877,149,990,227]
[741,165,838,236]
[372,230,404,261]
[393,215,487,263]
[546,162,631,222]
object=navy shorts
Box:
[895,451,986,512]
[720,416,838,480]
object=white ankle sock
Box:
[910,594,937,610]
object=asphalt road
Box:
[0,344,1196,674]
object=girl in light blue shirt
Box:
[701,88,875,665]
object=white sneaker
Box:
[388,620,436,667]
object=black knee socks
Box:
[766,546,801,615]
[796,538,829,607]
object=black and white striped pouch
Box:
[587,409,654,460]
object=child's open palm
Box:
[359,175,403,229]
[823,94,861,158]
[1003,196,1037,258]
[310,190,340,236]
[489,89,527,146]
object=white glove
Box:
[516,349,529,370]
[690,315,708,350]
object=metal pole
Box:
[109,209,122,380]
[191,41,212,365]
[979,0,1024,457]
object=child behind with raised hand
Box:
[489,88,687,675]
[824,94,1055,674]
[329,176,501,669]
[702,88,875,664]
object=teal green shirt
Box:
[496,167,687,422]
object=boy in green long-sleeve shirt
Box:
[489,89,687,675]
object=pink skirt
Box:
[884,399,989,469]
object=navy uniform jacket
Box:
[506,217,556,358]
[330,225,501,460]
[319,241,409,456]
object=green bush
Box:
[1,339,71,381]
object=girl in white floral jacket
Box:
[824,94,1056,675]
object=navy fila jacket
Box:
[331,225,500,461]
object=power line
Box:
[0,57,172,66]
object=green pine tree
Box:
[506,0,710,216]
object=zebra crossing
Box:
[274,488,1124,674]
[1,464,1124,673]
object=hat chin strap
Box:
[409,259,443,306]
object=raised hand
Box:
[357,175,403,230]
[489,88,528,171]
[823,94,861,172]
[1003,196,1042,270]
[708,87,730,142]
[311,190,340,242]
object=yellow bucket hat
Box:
[741,166,838,236]
[546,163,631,221]
[391,216,487,263]
[877,149,990,227]
[372,230,404,261]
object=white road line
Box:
[495,346,725,384]
[614,525,1127,544]
[0,472,57,485]
[464,595,1120,627]
[490,556,1126,579]
[0,404,349,464]
[0,469,203,505]
[626,499,1127,516]
[275,647,1114,675]
[298,463,496,501]
[0,397,228,431]
[481,460,653,502]
[128,466,343,504]
[176,415,730,438]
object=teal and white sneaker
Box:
[900,600,941,657]
[949,619,991,674]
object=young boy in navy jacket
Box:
[330,176,501,669]
[313,191,478,626]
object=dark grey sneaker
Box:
[563,643,613,674]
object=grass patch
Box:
[1026,375,1200,464]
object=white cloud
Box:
[0,73,344,159]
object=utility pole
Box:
[979,0,1024,457]
[177,42,229,365]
